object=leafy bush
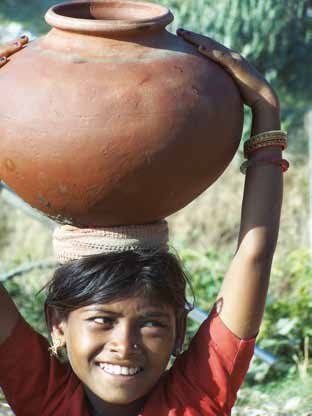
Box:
[178,247,229,345]
[4,275,48,337]
[179,246,312,382]
[254,250,312,380]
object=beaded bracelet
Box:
[240,158,290,174]
[244,130,288,159]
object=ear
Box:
[173,310,187,355]
[46,306,67,346]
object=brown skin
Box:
[176,29,282,339]
[0,31,283,415]
[48,297,177,416]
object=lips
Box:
[96,362,143,376]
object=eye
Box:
[89,316,114,325]
[143,320,167,328]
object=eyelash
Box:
[89,317,114,325]
[143,321,166,328]
[88,317,166,328]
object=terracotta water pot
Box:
[0,0,243,226]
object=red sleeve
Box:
[0,315,72,416]
[166,308,256,415]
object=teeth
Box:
[98,363,141,376]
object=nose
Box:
[107,322,139,357]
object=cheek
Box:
[142,332,175,366]
[65,324,102,365]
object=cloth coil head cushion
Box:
[53,221,169,263]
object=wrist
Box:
[248,147,282,161]
[251,107,281,136]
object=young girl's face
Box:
[56,296,177,405]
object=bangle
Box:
[240,158,290,174]
[244,131,288,159]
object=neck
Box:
[84,386,145,416]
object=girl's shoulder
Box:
[143,309,256,415]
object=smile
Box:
[97,363,143,376]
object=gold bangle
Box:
[244,131,288,159]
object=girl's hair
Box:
[43,250,194,325]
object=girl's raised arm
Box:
[0,37,29,344]
[178,30,283,339]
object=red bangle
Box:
[245,142,286,158]
[240,158,290,174]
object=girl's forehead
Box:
[74,296,175,317]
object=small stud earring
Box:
[48,339,63,358]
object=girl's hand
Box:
[0,36,29,68]
[177,29,280,126]
[0,36,29,181]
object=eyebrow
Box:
[83,307,171,319]
[83,307,119,314]
[141,312,171,319]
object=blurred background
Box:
[0,0,311,414]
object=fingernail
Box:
[178,28,189,35]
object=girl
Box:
[0,28,285,416]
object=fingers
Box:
[177,28,239,69]
[19,35,29,46]
[177,28,209,47]
[0,42,22,58]
[0,36,29,60]
[177,28,228,54]
[0,56,7,68]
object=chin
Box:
[108,388,147,403]
[94,392,145,406]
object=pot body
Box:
[0,1,243,226]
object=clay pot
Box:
[0,1,243,226]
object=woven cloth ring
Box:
[53,221,169,264]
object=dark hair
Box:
[43,250,194,325]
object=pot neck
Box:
[45,1,174,37]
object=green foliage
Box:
[254,250,312,380]
[0,0,56,33]
[179,247,228,310]
[179,247,312,383]
[178,247,229,345]
[163,0,311,137]
[4,274,49,338]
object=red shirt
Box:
[0,309,255,416]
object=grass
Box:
[234,373,312,415]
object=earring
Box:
[48,339,63,358]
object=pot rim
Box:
[45,0,174,35]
